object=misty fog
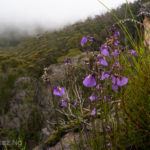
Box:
[0,0,137,38]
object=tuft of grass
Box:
[121,52,150,149]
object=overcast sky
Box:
[0,0,137,33]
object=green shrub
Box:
[122,53,150,149]
[57,49,82,63]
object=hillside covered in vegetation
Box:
[0,0,142,77]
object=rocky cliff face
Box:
[144,16,150,51]
[0,76,55,148]
[0,52,87,149]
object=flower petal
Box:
[112,84,118,91]
[74,101,79,107]
[83,74,96,87]
[89,93,96,101]
[100,57,108,66]
[128,49,138,56]
[114,31,120,37]
[61,99,67,107]
[117,77,128,86]
[81,37,87,46]
[111,50,120,56]
[101,45,109,56]
[53,87,65,96]
[91,108,96,116]
[101,72,109,80]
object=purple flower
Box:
[96,85,100,89]
[96,85,103,90]
[107,143,111,147]
[63,58,71,64]
[111,75,117,85]
[101,45,109,56]
[106,125,111,131]
[104,96,107,101]
[83,74,96,87]
[81,37,88,46]
[114,31,120,37]
[74,101,79,107]
[86,36,95,41]
[89,93,96,101]
[100,57,108,66]
[53,86,65,96]
[112,84,118,91]
[111,75,119,91]
[114,40,119,47]
[81,36,94,46]
[111,50,120,56]
[91,108,96,116]
[101,72,109,80]
[128,49,138,56]
[61,99,67,107]
[117,76,128,86]
[111,75,128,91]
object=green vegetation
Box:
[57,49,82,63]
[0,0,141,77]
[0,73,18,113]
[122,52,150,149]
[0,0,150,149]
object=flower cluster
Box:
[42,26,138,149]
[82,27,130,93]
[48,26,138,121]
[81,36,95,46]
[79,26,139,148]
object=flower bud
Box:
[97,54,102,59]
